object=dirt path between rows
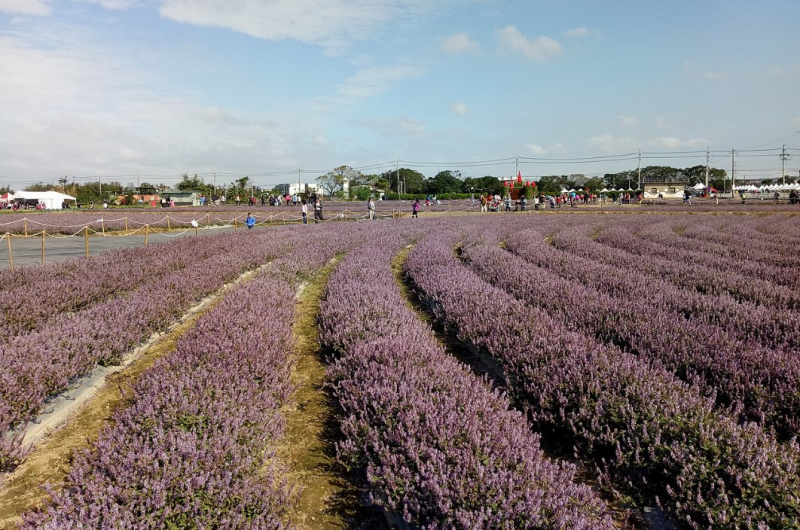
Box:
[0,265,270,529]
[278,263,386,530]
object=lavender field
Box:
[1,211,799,529]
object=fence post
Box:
[24,219,28,238]
[167,217,171,231]
[101,218,105,235]
[41,230,46,265]
[233,217,238,229]
[5,234,12,270]
[144,224,149,246]
[124,217,128,231]
[206,213,210,228]
[84,226,90,258]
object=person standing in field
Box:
[245,212,256,229]
[368,196,376,220]
[412,198,420,218]
[301,199,308,224]
[314,197,324,224]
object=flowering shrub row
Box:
[404,226,800,529]
[22,271,303,528]
[556,222,800,311]
[632,218,800,292]
[495,229,800,437]
[0,237,242,341]
[318,228,614,529]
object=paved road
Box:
[1,225,237,270]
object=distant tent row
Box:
[2,191,76,209]
[733,183,800,193]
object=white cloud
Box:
[0,35,308,183]
[441,32,478,53]
[526,143,545,155]
[703,71,726,80]
[337,63,427,99]
[654,116,672,129]
[497,25,561,63]
[450,102,468,115]
[0,0,50,15]
[792,116,800,126]
[648,136,708,149]
[526,142,567,156]
[353,116,427,139]
[157,0,445,54]
[589,134,636,152]
[566,27,602,38]
[76,0,142,9]
[619,115,638,127]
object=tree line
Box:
[10,164,736,205]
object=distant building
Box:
[162,189,202,206]
[642,170,690,198]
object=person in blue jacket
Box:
[245,212,256,229]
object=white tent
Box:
[692,182,706,190]
[12,191,76,209]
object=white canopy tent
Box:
[12,191,76,209]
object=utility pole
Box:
[637,149,642,191]
[396,159,400,195]
[297,169,301,196]
[213,172,217,196]
[780,145,789,185]
[731,150,735,198]
[705,148,710,189]
[99,175,102,197]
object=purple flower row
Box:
[526,222,800,353]
[574,223,800,311]
[0,237,241,342]
[491,228,800,436]
[631,218,800,290]
[318,228,614,529]
[0,230,311,472]
[22,270,305,529]
[403,224,800,529]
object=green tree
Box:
[381,168,426,194]
[317,166,357,198]
[426,170,463,195]
[584,177,605,194]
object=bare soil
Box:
[277,265,387,530]
[0,309,207,529]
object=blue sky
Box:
[1,0,799,189]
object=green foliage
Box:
[426,170,463,195]
[522,185,535,199]
[350,185,373,201]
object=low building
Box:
[162,189,202,206]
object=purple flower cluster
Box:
[318,229,614,529]
[490,228,800,437]
[403,224,800,529]
[21,268,304,529]
[0,230,318,471]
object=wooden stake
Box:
[84,226,90,258]
[23,219,28,238]
[124,217,128,231]
[41,230,46,265]
[144,224,149,246]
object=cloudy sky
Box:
[1,0,799,189]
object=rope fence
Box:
[1,208,423,268]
